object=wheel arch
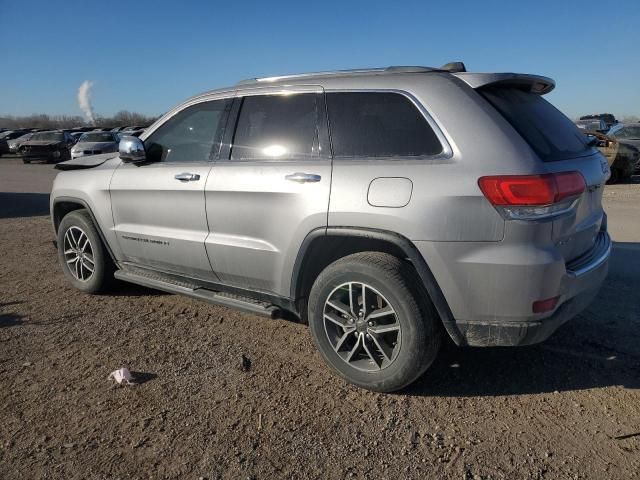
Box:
[52,196,117,264]
[291,227,465,345]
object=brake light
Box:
[478,172,585,206]
[478,172,585,220]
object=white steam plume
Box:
[77,80,96,125]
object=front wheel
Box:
[57,209,113,293]
[308,252,441,392]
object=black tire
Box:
[608,168,620,184]
[308,252,441,392]
[22,158,30,164]
[57,209,113,294]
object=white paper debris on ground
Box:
[108,367,134,385]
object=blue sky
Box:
[1,0,638,120]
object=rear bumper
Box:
[415,231,611,347]
[454,276,606,346]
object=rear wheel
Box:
[308,252,441,392]
[57,210,113,293]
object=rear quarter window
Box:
[326,92,443,158]
[481,87,590,162]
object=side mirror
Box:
[119,136,146,163]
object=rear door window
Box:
[481,87,590,162]
[325,92,443,158]
[230,94,320,160]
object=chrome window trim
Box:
[139,89,237,142]
[141,87,454,162]
[136,94,236,165]
[225,86,329,162]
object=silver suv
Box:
[50,63,611,392]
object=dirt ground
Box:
[1,158,639,479]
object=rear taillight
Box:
[478,172,585,220]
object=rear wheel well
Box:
[294,235,410,318]
[52,201,86,233]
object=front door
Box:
[110,97,233,280]
[205,87,331,295]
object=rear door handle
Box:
[285,172,321,183]
[174,172,200,182]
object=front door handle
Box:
[174,172,200,182]
[285,172,321,183]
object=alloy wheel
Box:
[63,226,95,281]
[323,282,402,372]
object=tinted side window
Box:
[145,99,230,163]
[231,94,319,160]
[326,92,443,158]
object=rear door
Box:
[204,86,331,294]
[110,97,233,280]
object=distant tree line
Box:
[0,110,161,130]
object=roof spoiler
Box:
[452,72,555,94]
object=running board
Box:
[114,270,281,318]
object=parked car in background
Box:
[71,131,120,159]
[50,64,611,392]
[580,113,618,129]
[7,132,35,153]
[19,130,75,164]
[69,131,85,143]
[587,131,638,182]
[608,123,640,146]
[0,129,29,155]
[608,123,640,172]
[121,125,145,133]
[575,119,607,133]
[117,129,145,139]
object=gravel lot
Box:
[1,157,639,479]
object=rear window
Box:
[481,87,590,162]
[326,92,443,158]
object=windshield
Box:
[31,132,64,142]
[481,87,590,162]
[79,132,115,142]
[616,126,640,139]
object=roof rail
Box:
[236,62,466,85]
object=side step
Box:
[114,270,281,318]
